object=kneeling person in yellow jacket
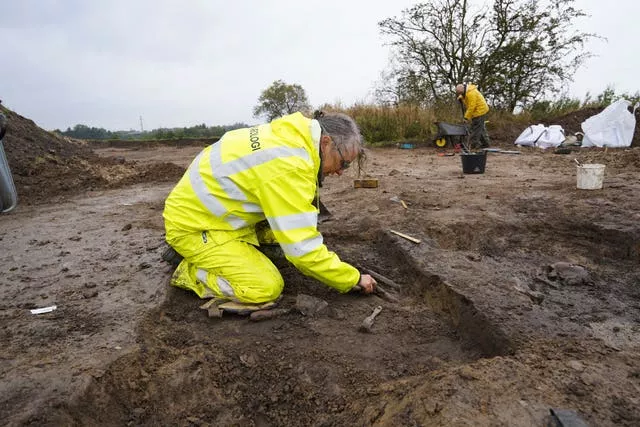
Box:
[162,111,377,306]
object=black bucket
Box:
[460,152,486,174]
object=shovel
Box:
[457,100,472,153]
[318,199,333,223]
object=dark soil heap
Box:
[0,106,186,205]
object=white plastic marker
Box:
[30,305,57,314]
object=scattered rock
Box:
[327,306,345,320]
[82,289,98,299]
[546,262,591,286]
[424,401,443,416]
[580,372,602,387]
[295,294,328,316]
[458,366,479,380]
[186,416,203,426]
[513,279,545,304]
[565,380,588,397]
[567,360,585,372]
[239,354,257,368]
[122,223,132,231]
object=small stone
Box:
[458,366,479,380]
[567,360,585,372]
[207,306,222,318]
[122,223,132,231]
[240,354,257,367]
[186,417,202,426]
[295,294,328,316]
[466,254,481,262]
[82,289,98,299]
[327,307,345,320]
[580,372,601,386]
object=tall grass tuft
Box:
[317,102,468,145]
[314,87,639,145]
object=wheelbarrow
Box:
[433,121,470,152]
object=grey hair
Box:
[315,111,366,173]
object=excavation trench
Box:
[51,230,515,426]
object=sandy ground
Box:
[2,143,640,426]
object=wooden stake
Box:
[388,229,421,244]
[363,268,401,291]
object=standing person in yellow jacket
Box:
[456,83,491,148]
[162,111,377,308]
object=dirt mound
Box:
[1,106,185,205]
[488,121,526,147]
[542,107,604,135]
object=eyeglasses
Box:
[336,145,351,170]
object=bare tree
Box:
[378,0,597,110]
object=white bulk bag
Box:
[514,124,565,149]
[581,99,636,148]
[536,125,565,149]
[515,124,547,147]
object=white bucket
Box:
[576,164,605,190]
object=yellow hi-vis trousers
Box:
[168,227,284,304]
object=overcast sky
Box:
[0,0,637,131]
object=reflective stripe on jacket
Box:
[459,84,489,120]
[163,112,360,293]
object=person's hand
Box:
[355,274,377,294]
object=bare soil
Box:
[1,107,640,426]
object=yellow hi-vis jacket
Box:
[163,112,360,293]
[458,84,489,120]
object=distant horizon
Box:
[32,88,637,134]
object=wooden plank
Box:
[388,229,421,244]
[354,179,379,188]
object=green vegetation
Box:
[253,80,311,121]
[526,87,640,121]
[56,122,248,141]
[56,86,635,145]
[336,86,634,144]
